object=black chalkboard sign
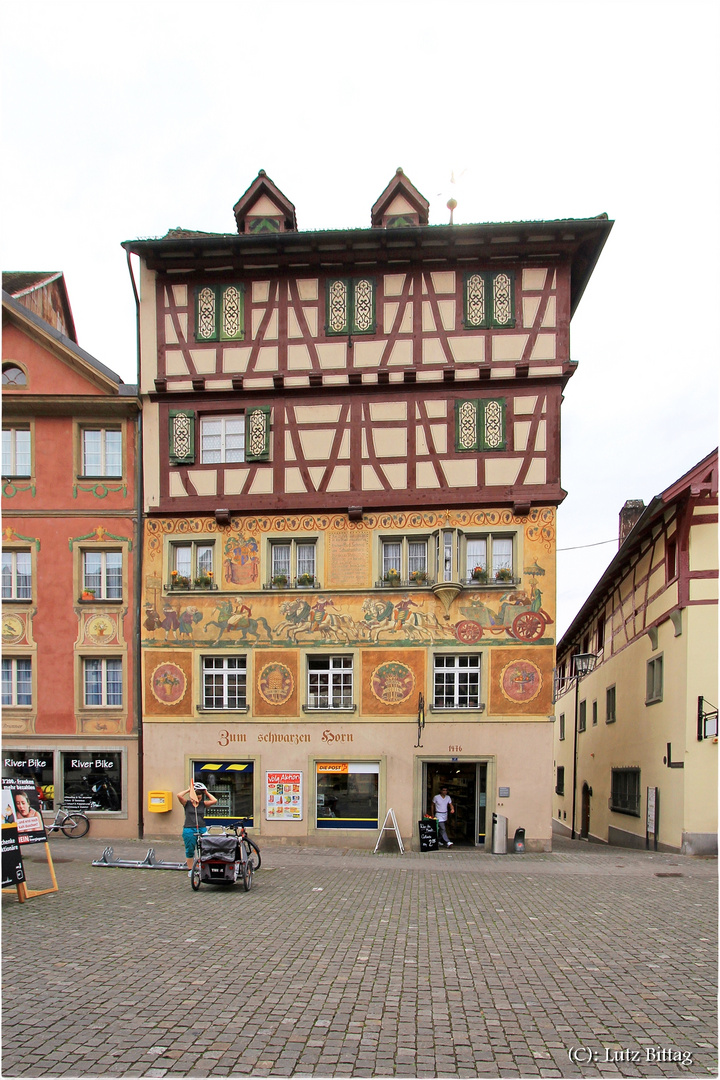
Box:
[418,819,439,851]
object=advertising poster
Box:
[266,772,302,821]
[4,778,48,846]
[1,787,25,888]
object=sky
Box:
[2,0,718,636]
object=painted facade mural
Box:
[141,507,556,721]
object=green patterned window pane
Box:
[455,400,479,452]
[480,399,506,451]
[245,406,271,462]
[169,411,195,465]
[352,278,375,335]
[490,272,515,328]
[220,285,245,341]
[327,279,349,335]
[196,286,218,342]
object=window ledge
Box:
[2,597,32,604]
[605,717,616,724]
[609,807,641,818]
[302,705,357,714]
[429,704,486,714]
[78,597,124,604]
[645,698,663,706]
[197,706,249,714]
[167,583,219,592]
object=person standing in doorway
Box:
[177,781,217,875]
[432,785,454,847]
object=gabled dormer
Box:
[233,169,297,234]
[371,167,430,229]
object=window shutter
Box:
[219,284,245,341]
[245,406,271,462]
[169,410,195,465]
[455,399,480,452]
[463,272,486,328]
[480,398,506,451]
[490,272,515,328]
[326,278,350,335]
[352,278,375,335]
[195,286,218,342]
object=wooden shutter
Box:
[219,284,245,341]
[326,278,350,335]
[479,399,506,451]
[489,272,515,328]
[169,411,195,465]
[245,406,271,462]
[351,278,376,335]
[455,399,480,452]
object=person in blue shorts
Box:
[177,781,218,874]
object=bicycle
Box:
[191,823,259,892]
[42,805,90,838]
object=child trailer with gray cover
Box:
[191,825,259,892]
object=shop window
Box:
[82,550,122,600]
[81,428,122,477]
[307,656,353,710]
[83,657,122,707]
[61,752,122,812]
[610,767,640,816]
[559,713,565,741]
[316,762,379,830]
[2,363,27,387]
[455,398,507,453]
[195,284,245,342]
[606,685,616,723]
[202,656,247,710]
[269,539,317,588]
[325,277,376,336]
[555,766,565,796]
[192,761,254,826]
[169,541,215,590]
[200,415,245,464]
[463,270,515,329]
[433,655,481,709]
[646,656,663,705]
[2,550,32,600]
[2,749,54,809]
[379,537,429,586]
[464,535,515,585]
[578,700,587,732]
[2,657,32,706]
[2,427,32,476]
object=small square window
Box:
[2,427,32,476]
[202,656,247,710]
[610,768,640,816]
[2,657,32,706]
[307,656,353,710]
[433,655,481,709]
[2,550,32,600]
[82,429,122,477]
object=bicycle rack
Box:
[92,846,187,871]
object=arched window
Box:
[2,364,27,387]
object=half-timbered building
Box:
[2,277,140,836]
[553,450,718,854]
[124,169,612,849]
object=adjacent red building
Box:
[2,275,141,837]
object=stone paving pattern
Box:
[2,836,717,1079]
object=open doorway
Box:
[424,762,487,847]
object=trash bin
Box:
[513,827,526,853]
[492,812,507,854]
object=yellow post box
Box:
[147,790,172,812]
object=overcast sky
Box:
[3,0,718,635]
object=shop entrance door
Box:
[424,762,487,848]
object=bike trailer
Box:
[198,834,241,884]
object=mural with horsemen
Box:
[141,510,556,651]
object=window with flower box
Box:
[377,537,430,587]
[169,541,216,590]
[82,550,122,601]
[267,539,318,588]
[464,535,516,586]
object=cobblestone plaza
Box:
[2,837,716,1079]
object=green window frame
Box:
[325,278,376,336]
[455,398,506,452]
[195,284,245,343]
[463,271,515,329]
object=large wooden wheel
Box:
[454,620,483,644]
[511,611,546,642]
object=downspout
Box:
[126,249,145,840]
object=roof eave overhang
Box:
[122,216,613,313]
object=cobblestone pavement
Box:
[2,836,717,1079]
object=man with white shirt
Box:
[432,785,454,847]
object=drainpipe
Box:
[126,249,144,839]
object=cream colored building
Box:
[123,170,612,849]
[553,450,718,854]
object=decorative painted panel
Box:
[169,411,195,465]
